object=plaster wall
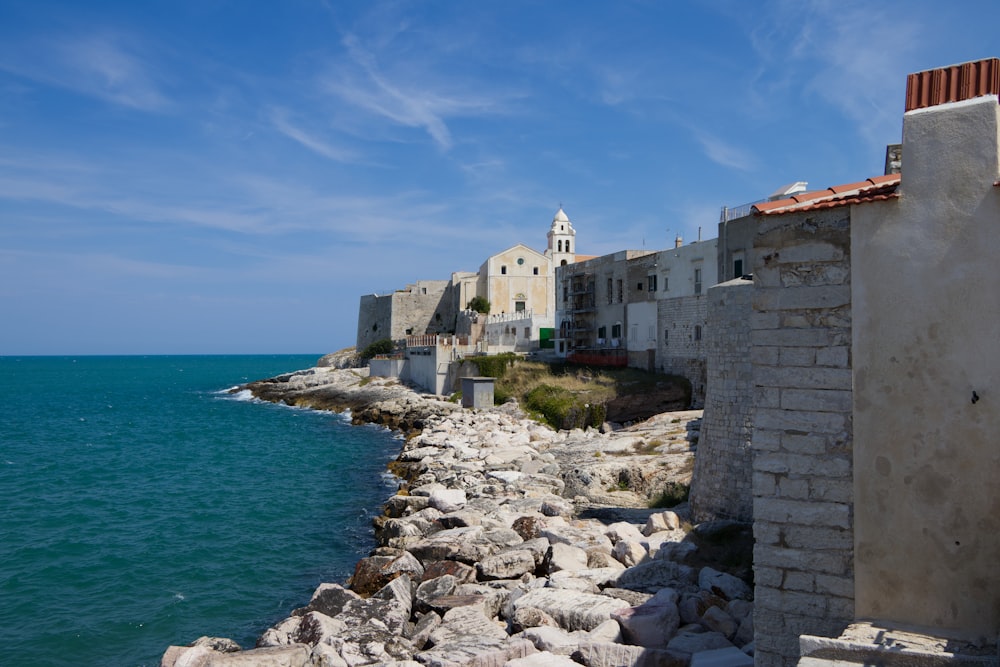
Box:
[851,96,1000,636]
[482,245,553,318]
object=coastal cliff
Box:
[163,366,753,667]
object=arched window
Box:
[557,240,563,252]
[566,241,571,253]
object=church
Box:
[356,209,579,352]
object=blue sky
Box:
[2,1,998,355]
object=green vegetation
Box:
[524,383,607,431]
[649,481,690,508]
[466,295,491,314]
[360,338,394,359]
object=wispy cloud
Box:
[320,32,508,150]
[696,133,756,171]
[747,0,921,145]
[0,31,170,111]
[269,108,357,162]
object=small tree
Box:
[467,296,491,314]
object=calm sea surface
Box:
[0,355,402,667]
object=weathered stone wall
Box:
[356,281,456,351]
[689,278,753,522]
[657,295,708,406]
[751,206,855,667]
[356,293,395,351]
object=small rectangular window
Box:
[694,324,703,341]
[637,282,644,291]
[524,327,530,338]
[694,268,702,295]
[664,329,669,345]
[501,265,507,275]
[598,326,607,339]
[607,278,613,305]
[515,301,525,312]
[612,323,622,338]
[533,267,539,275]
[648,274,658,292]
[617,280,623,303]
[734,258,744,278]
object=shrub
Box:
[524,383,606,430]
[467,296,491,314]
[361,338,394,359]
[649,481,690,508]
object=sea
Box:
[0,355,403,667]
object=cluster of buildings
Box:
[356,58,1000,666]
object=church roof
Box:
[553,208,570,223]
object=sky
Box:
[2,0,998,355]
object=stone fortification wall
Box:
[356,281,456,351]
[689,279,753,523]
[657,295,708,406]
[356,293,395,351]
[750,207,855,667]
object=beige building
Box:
[357,208,577,352]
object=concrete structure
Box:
[461,377,495,409]
[851,86,1000,637]
[744,58,1000,666]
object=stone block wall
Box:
[689,278,753,522]
[658,295,708,405]
[356,281,456,351]
[751,207,855,667]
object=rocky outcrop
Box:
[163,367,752,667]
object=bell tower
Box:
[546,207,576,267]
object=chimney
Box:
[905,58,1000,111]
[884,144,902,175]
[674,235,683,249]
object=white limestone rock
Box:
[666,631,735,658]
[700,605,737,640]
[698,567,752,601]
[612,539,648,567]
[512,588,628,632]
[477,549,537,581]
[610,587,680,649]
[605,521,646,545]
[506,651,579,666]
[644,510,681,535]
[543,542,590,573]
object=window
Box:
[517,257,525,266]
[597,325,607,340]
[524,327,530,338]
[563,285,568,302]
[694,325,703,341]
[617,279,623,303]
[561,259,567,266]
[611,323,622,339]
[607,278,613,304]
[664,276,669,291]
[648,274,658,292]
[515,301,525,312]
[533,267,539,275]
[566,241,571,253]
[637,282,644,291]
[664,329,669,346]
[734,258,744,278]
[558,240,563,252]
[694,268,702,295]
[501,265,507,275]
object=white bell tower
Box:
[546,207,576,267]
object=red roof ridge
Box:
[753,174,900,216]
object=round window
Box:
[517,257,525,265]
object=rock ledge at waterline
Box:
[162,366,754,667]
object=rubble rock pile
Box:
[162,368,753,667]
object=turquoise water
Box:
[0,356,401,667]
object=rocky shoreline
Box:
[162,366,754,667]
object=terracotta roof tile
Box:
[753,175,901,216]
